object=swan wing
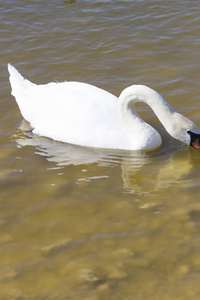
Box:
[8,64,131,149]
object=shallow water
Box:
[1,0,200,299]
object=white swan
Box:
[8,63,200,151]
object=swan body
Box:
[8,63,200,150]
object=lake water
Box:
[1,0,200,299]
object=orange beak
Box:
[187,131,200,149]
[191,137,200,149]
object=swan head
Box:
[167,112,200,149]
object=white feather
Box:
[8,64,200,150]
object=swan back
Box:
[8,64,134,149]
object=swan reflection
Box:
[14,121,194,197]
[121,151,193,196]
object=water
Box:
[1,0,200,299]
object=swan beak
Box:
[188,131,200,149]
[191,137,200,149]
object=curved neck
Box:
[118,85,175,130]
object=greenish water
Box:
[1,1,200,299]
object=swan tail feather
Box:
[8,63,35,98]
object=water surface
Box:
[1,1,200,299]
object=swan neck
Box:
[118,85,175,128]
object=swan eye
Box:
[187,131,200,149]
